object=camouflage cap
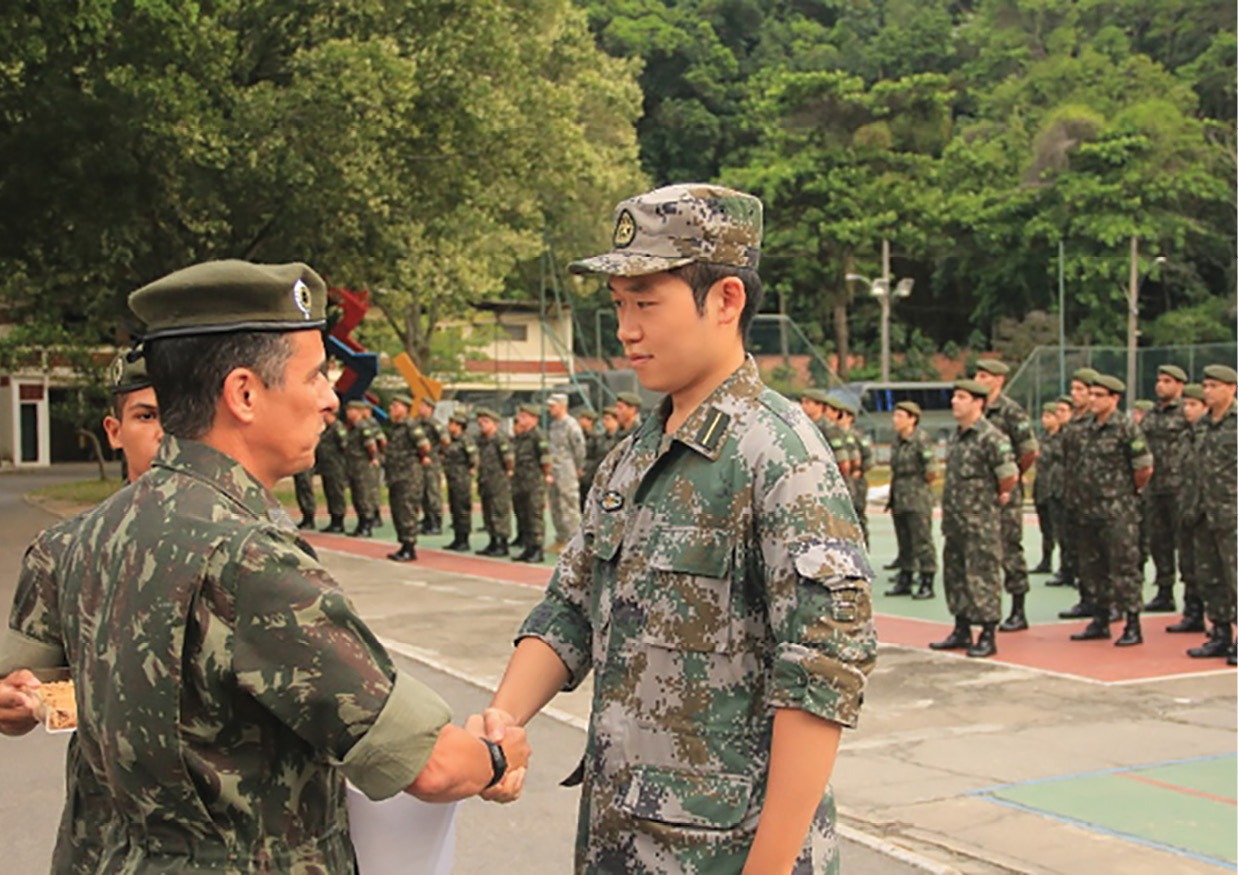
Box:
[389,393,413,408]
[1202,364,1238,384]
[475,407,499,421]
[953,379,990,400]
[894,400,921,418]
[449,412,469,426]
[129,260,327,341]
[1133,399,1154,412]
[547,393,569,407]
[107,353,152,396]
[1093,374,1125,394]
[1182,383,1205,401]
[569,184,762,277]
[802,388,830,404]
[974,358,1009,376]
[517,402,541,417]
[1157,364,1188,383]
[615,392,643,408]
[1071,367,1099,386]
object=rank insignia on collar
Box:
[599,491,624,512]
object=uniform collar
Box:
[152,435,292,526]
[644,355,763,461]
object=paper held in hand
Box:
[346,783,457,875]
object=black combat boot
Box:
[372,511,383,528]
[885,570,914,597]
[516,546,544,563]
[929,617,971,650]
[1030,554,1052,574]
[1059,600,1095,619]
[1228,645,1236,667]
[1046,570,1073,587]
[350,518,373,538]
[477,538,499,556]
[445,534,469,551]
[297,515,316,531]
[424,514,442,536]
[1188,623,1233,658]
[420,518,434,535]
[387,542,418,562]
[912,572,935,600]
[322,515,346,534]
[1114,611,1143,646]
[966,622,998,658]
[1070,610,1111,641]
[998,593,1029,632]
[494,537,510,556]
[882,558,902,570]
[1143,585,1175,613]
[1166,597,1206,633]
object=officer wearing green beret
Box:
[798,389,854,479]
[1185,365,1238,664]
[1032,402,1064,576]
[475,408,515,555]
[385,393,432,561]
[1,260,529,872]
[576,407,604,510]
[316,406,351,533]
[511,403,552,562]
[416,397,446,536]
[1140,364,1190,613]
[442,412,479,551]
[972,358,1039,633]
[833,400,873,549]
[1168,384,1210,634]
[613,391,643,440]
[932,380,1019,658]
[1055,367,1099,606]
[887,400,938,598]
[343,399,382,536]
[484,184,875,872]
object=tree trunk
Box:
[76,428,107,481]
[833,297,850,382]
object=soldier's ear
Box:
[220,367,261,426]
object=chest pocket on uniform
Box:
[642,527,734,654]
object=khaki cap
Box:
[1202,364,1238,384]
[616,392,643,408]
[1093,374,1126,394]
[953,379,989,400]
[1182,383,1205,401]
[894,400,922,417]
[1157,364,1188,382]
[1071,368,1099,386]
[974,358,1009,376]
[1133,399,1154,411]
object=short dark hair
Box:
[145,332,294,439]
[669,262,765,344]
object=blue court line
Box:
[967,751,1237,796]
[980,796,1236,870]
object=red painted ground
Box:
[310,532,1233,685]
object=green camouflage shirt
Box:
[942,417,1018,536]
[314,420,348,476]
[985,393,1039,460]
[1075,410,1154,521]
[518,357,875,873]
[1142,399,1187,494]
[889,428,936,515]
[512,426,552,492]
[384,419,431,483]
[49,437,451,873]
[1033,429,1064,503]
[1196,402,1237,530]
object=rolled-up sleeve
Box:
[759,460,877,728]
[1,524,74,675]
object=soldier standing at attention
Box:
[600,405,621,453]
[973,359,1039,633]
[1058,368,1099,613]
[835,401,871,549]
[1140,365,1189,614]
[361,404,386,529]
[1,261,530,871]
[384,393,432,562]
[613,391,642,439]
[1186,365,1237,665]
[546,392,585,549]
[475,408,514,557]
[1031,402,1062,574]
[417,398,446,535]
[317,408,350,533]
[799,389,853,479]
[344,399,380,537]
[576,407,603,509]
[886,401,938,599]
[443,412,478,552]
[511,403,552,563]
[1068,374,1154,646]
[480,184,876,873]
[931,379,1018,659]
[293,469,317,530]
[1045,397,1075,586]
[1168,384,1209,634]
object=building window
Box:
[498,324,528,342]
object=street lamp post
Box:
[1126,238,1167,410]
[845,272,914,382]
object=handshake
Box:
[408,707,530,805]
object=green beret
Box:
[1072,368,1099,386]
[346,399,370,410]
[575,407,597,420]
[616,392,643,408]
[602,406,618,417]
[1134,399,1154,411]
[1041,402,1058,414]
[894,400,921,418]
[449,412,469,426]
[1182,383,1205,401]
[974,358,1009,376]
[517,402,541,416]
[953,379,989,400]
[1057,395,1072,405]
[823,396,855,415]
[1157,364,1188,383]
[129,260,327,341]
[803,388,830,404]
[475,407,499,421]
[390,393,413,408]
[1202,364,1238,384]
[107,353,152,396]
[1093,374,1125,394]
[419,396,437,408]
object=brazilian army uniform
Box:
[517,359,876,873]
[385,418,431,546]
[293,470,316,524]
[1176,414,1205,621]
[1033,426,1064,570]
[1193,401,1237,628]
[21,437,452,871]
[1059,409,1094,600]
[443,426,478,541]
[889,427,938,575]
[418,413,446,532]
[345,417,381,524]
[817,417,852,471]
[984,394,1038,596]
[316,419,350,523]
[1074,411,1154,616]
[477,429,514,545]
[1141,397,1189,600]
[942,417,1018,625]
[512,425,552,550]
[845,428,873,547]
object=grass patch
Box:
[31,479,126,505]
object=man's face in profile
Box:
[103,387,162,481]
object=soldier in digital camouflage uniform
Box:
[931,379,1018,659]
[475,408,514,556]
[1057,367,1099,615]
[1186,365,1237,665]
[511,403,552,563]
[0,261,529,872]
[344,399,381,537]
[1067,374,1154,647]
[317,408,350,533]
[1031,402,1061,574]
[384,393,432,561]
[1140,365,1189,613]
[887,401,938,599]
[1168,384,1209,635]
[972,359,1039,633]
[443,412,478,551]
[0,354,162,875]
[547,392,586,548]
[577,407,604,509]
[483,184,876,874]
[417,398,446,535]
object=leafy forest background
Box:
[1,0,1234,383]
